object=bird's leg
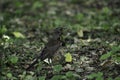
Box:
[48,58,53,68]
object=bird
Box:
[26,27,64,70]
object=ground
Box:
[0,0,120,80]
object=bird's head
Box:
[53,27,65,34]
[52,27,65,38]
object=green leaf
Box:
[96,77,103,80]
[66,71,73,78]
[53,64,62,73]
[97,72,103,77]
[87,72,103,80]
[9,55,18,64]
[77,29,83,37]
[64,52,72,62]
[0,25,7,34]
[15,2,23,7]
[107,77,113,80]
[12,31,25,38]
[115,77,120,80]
[32,1,43,9]
[76,13,84,21]
[100,52,112,60]
[96,72,103,80]
[38,76,46,80]
[7,73,13,78]
[51,75,63,80]
[111,46,120,53]
[113,55,120,62]
[102,7,111,14]
[87,73,97,79]
[25,75,35,80]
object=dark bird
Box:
[26,27,64,70]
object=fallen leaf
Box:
[12,31,25,38]
[64,52,72,62]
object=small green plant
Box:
[0,25,7,35]
[100,45,120,61]
[87,72,103,80]
[51,75,65,80]
[38,76,46,80]
[6,72,17,80]
[100,52,112,60]
[32,1,43,9]
[9,55,19,64]
[53,64,62,73]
